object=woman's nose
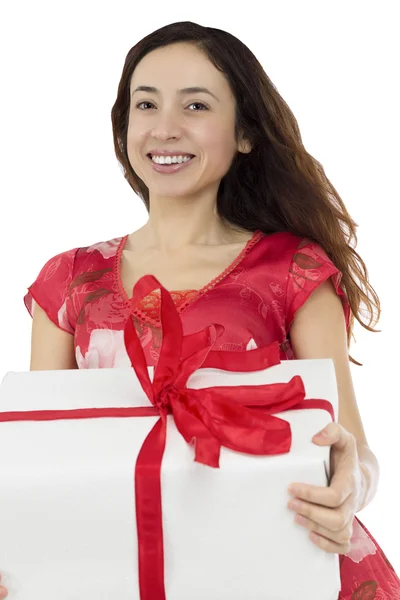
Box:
[151,110,183,139]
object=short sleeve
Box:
[285,238,351,332]
[24,247,79,335]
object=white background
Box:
[1,0,399,575]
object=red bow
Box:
[126,276,314,470]
[0,275,334,600]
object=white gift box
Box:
[0,359,341,600]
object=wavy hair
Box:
[111,21,380,365]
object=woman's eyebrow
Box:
[131,85,220,102]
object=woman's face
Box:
[127,42,250,203]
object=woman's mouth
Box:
[146,154,196,174]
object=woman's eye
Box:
[136,101,154,110]
[188,102,208,111]
[136,101,208,111]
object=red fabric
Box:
[23,231,400,599]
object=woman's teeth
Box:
[150,155,193,165]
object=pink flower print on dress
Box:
[149,346,161,363]
[228,267,245,283]
[218,342,245,351]
[258,301,268,319]
[76,329,131,368]
[350,580,379,598]
[239,286,252,305]
[139,325,153,349]
[290,251,323,291]
[86,238,121,260]
[270,300,284,318]
[85,292,129,327]
[270,281,285,297]
[42,255,62,282]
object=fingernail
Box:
[288,499,301,511]
[317,430,329,437]
[295,514,307,526]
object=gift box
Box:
[0,275,341,600]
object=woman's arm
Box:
[289,279,380,513]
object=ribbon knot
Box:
[155,384,177,414]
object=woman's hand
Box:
[287,421,365,554]
[0,573,8,598]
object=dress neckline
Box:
[114,229,264,326]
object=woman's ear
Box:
[238,137,252,154]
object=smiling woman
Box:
[124,41,251,211]
[146,150,196,173]
[13,19,400,600]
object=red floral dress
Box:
[24,230,400,599]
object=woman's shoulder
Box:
[266,233,350,332]
[30,233,126,270]
[257,230,332,262]
[256,231,343,293]
[251,231,350,328]
[74,234,126,266]
[254,230,303,265]
[23,233,127,334]
[30,233,126,287]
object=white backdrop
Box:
[1,0,399,574]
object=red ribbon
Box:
[0,275,334,600]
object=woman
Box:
[2,20,398,599]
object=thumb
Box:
[312,422,337,445]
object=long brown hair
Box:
[111,21,380,365]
